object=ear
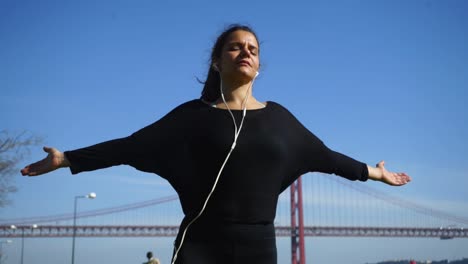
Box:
[212,59,221,72]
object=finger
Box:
[43,146,52,153]
[23,159,46,175]
[395,174,411,185]
[26,168,43,177]
[397,172,411,182]
[20,166,29,176]
[21,167,34,176]
[21,164,38,176]
[21,169,37,177]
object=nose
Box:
[239,44,251,58]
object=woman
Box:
[21,24,411,264]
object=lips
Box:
[237,60,251,66]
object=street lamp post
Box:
[0,240,13,264]
[71,192,96,264]
[10,224,37,264]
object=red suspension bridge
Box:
[1,173,467,263]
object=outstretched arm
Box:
[20,146,70,176]
[367,160,411,186]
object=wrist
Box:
[60,152,71,168]
[367,165,383,181]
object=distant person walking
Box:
[143,251,161,264]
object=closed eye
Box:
[249,47,258,56]
[227,43,259,56]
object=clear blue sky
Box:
[1,0,468,263]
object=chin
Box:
[225,69,256,82]
[236,69,255,79]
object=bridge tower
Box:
[290,176,306,264]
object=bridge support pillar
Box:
[290,176,306,264]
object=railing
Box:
[2,225,467,239]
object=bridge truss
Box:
[1,225,467,239]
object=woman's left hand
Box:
[369,161,412,186]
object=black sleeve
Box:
[302,132,369,181]
[64,102,190,180]
[275,103,368,182]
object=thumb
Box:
[376,160,385,168]
[43,146,53,154]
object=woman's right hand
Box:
[20,146,70,177]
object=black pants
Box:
[172,221,277,264]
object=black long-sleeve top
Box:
[65,99,368,225]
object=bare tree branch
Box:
[0,130,43,208]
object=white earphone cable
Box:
[170,74,257,264]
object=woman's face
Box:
[217,30,260,81]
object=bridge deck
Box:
[1,225,467,239]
